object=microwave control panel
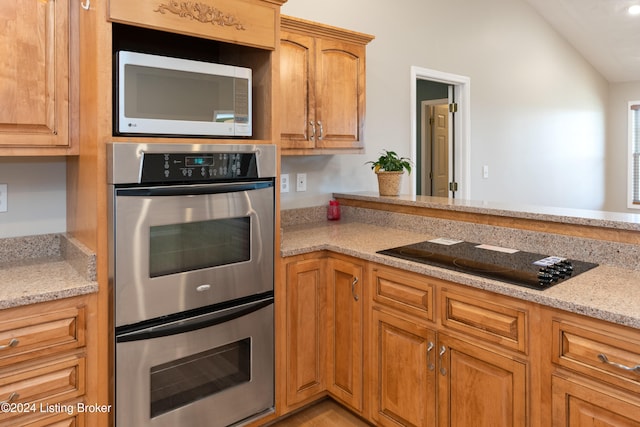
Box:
[140,152,258,183]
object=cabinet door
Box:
[0,0,72,151]
[314,38,366,150]
[326,257,364,412]
[552,375,640,427]
[285,258,326,405]
[280,31,315,149]
[371,309,436,427]
[437,334,527,427]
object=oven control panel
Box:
[140,152,259,183]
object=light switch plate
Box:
[0,184,7,213]
[296,173,307,192]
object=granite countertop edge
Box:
[281,221,640,330]
[333,192,640,232]
[0,234,99,310]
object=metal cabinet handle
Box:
[351,276,359,301]
[0,392,19,405]
[598,353,640,373]
[0,339,19,350]
[427,341,435,371]
[309,121,316,141]
[317,121,324,140]
[438,345,447,376]
[81,0,90,10]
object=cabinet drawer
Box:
[17,404,85,427]
[441,289,527,353]
[372,266,434,321]
[0,357,85,423]
[0,307,85,367]
[553,320,640,393]
[109,0,279,50]
[552,375,640,427]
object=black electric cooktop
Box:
[378,239,598,290]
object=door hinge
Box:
[449,103,458,113]
[449,181,458,192]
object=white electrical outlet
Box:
[281,174,290,193]
[482,165,489,179]
[296,173,307,192]
[0,184,7,213]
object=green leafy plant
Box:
[366,150,413,174]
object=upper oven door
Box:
[113,181,274,327]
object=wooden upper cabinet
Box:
[280,16,374,155]
[109,0,285,50]
[0,0,77,155]
[280,31,315,149]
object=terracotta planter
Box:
[376,171,404,196]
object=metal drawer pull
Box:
[0,339,19,350]
[0,392,19,405]
[439,345,447,376]
[317,121,324,140]
[597,353,640,373]
[351,277,359,301]
[427,341,435,371]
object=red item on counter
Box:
[327,199,341,220]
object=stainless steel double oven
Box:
[107,143,276,427]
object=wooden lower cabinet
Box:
[371,309,436,427]
[370,309,526,427]
[0,295,96,427]
[285,257,327,406]
[551,375,640,427]
[326,256,365,412]
[370,264,529,427]
[548,308,640,427]
[437,333,527,427]
[280,255,639,427]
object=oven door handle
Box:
[115,296,273,343]
[116,181,273,197]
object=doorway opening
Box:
[410,66,471,199]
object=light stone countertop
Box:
[0,234,98,310]
[281,221,640,329]
[334,192,640,232]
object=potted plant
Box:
[366,150,413,196]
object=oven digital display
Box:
[185,156,214,167]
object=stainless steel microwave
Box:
[116,51,251,137]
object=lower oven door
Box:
[115,296,274,427]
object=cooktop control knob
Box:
[537,270,555,286]
[538,260,575,286]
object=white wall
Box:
[0,0,633,239]
[606,81,640,213]
[0,158,67,237]
[281,0,613,211]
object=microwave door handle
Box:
[116,296,273,343]
[116,181,273,197]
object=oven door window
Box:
[150,338,251,418]
[149,217,250,278]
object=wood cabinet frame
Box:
[0,0,79,155]
[279,16,373,155]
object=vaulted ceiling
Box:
[524,0,640,83]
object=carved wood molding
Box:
[154,1,246,30]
